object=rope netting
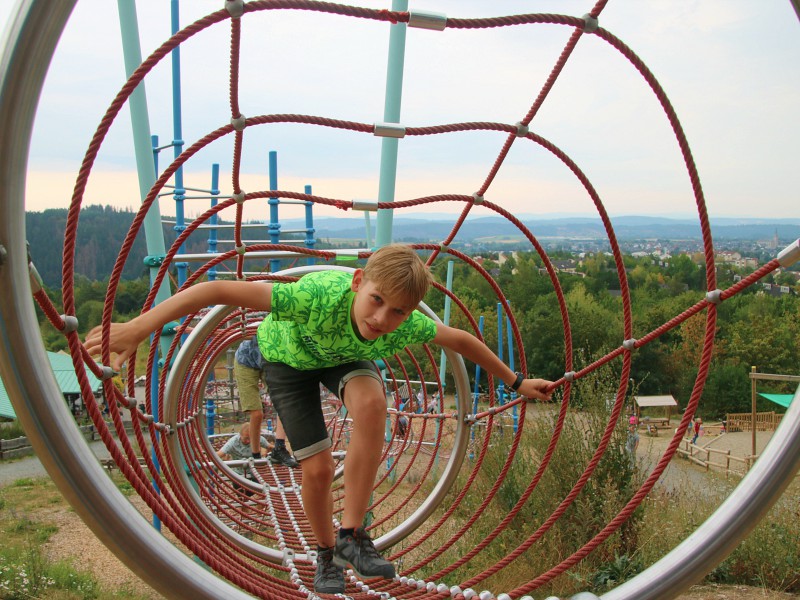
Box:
[14,2,799,600]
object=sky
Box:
[1,1,799,227]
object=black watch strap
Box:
[510,372,524,392]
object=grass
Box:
[370,361,800,598]
[1,406,797,598]
[0,476,153,599]
[0,421,26,441]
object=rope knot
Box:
[378,9,399,25]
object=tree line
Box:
[424,251,798,420]
[34,247,798,421]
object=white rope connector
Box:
[230,114,246,131]
[235,244,247,255]
[101,365,115,380]
[232,191,246,204]
[60,315,79,333]
[472,192,485,205]
[352,199,379,211]
[777,238,800,267]
[622,338,637,351]
[225,0,244,18]
[373,122,406,138]
[281,548,295,566]
[408,9,447,31]
[564,371,576,382]
[582,13,599,33]
[706,289,723,305]
[514,121,529,137]
[125,396,137,409]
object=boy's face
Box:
[239,429,250,445]
[350,269,415,340]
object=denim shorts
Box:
[261,360,381,461]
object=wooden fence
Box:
[676,436,753,476]
[726,411,783,432]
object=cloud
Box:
[3,0,799,222]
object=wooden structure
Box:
[748,368,799,458]
[634,394,677,429]
[726,411,784,432]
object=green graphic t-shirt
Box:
[256,270,437,370]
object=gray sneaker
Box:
[268,446,299,468]
[333,527,396,579]
[314,547,345,594]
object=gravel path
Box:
[0,438,112,486]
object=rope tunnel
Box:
[1,2,800,600]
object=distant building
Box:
[760,283,795,297]
[0,351,103,419]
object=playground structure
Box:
[1,2,800,600]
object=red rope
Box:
[52,2,786,597]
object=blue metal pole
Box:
[496,302,505,407]
[304,184,315,265]
[506,313,518,434]
[170,0,188,288]
[375,0,408,248]
[208,164,220,280]
[205,163,220,435]
[470,315,485,461]
[268,150,281,272]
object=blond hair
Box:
[362,244,433,305]
[240,423,250,436]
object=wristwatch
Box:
[510,372,524,392]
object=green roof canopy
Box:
[757,392,794,409]
[0,351,102,419]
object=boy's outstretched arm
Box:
[432,323,554,402]
[84,280,272,371]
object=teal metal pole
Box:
[117,0,173,355]
[118,0,174,532]
[438,261,454,384]
[375,0,408,248]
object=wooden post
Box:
[750,365,757,458]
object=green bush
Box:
[0,421,26,441]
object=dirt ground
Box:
[6,428,797,599]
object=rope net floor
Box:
[5,2,800,600]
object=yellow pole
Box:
[750,365,757,459]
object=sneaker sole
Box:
[314,583,345,594]
[331,556,395,580]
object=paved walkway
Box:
[0,439,112,487]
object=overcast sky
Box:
[1,1,799,226]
